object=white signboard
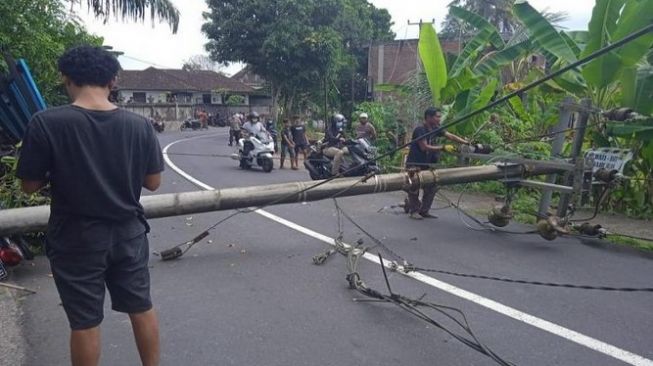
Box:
[584,148,633,174]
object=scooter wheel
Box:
[261,159,273,173]
[309,170,322,180]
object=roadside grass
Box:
[606,235,653,252]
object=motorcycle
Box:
[231,130,275,173]
[150,119,165,133]
[304,138,380,180]
[180,118,202,131]
[0,236,34,280]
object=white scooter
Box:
[231,130,275,172]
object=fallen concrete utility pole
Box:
[0,163,565,236]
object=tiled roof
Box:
[117,67,255,93]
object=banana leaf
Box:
[452,78,499,135]
[513,1,577,64]
[613,0,653,67]
[606,119,653,140]
[507,95,532,122]
[581,0,626,88]
[448,6,505,76]
[441,67,479,102]
[623,64,653,115]
[450,28,496,77]
[566,31,589,45]
[449,6,505,49]
[467,78,498,112]
[560,31,582,58]
[474,39,532,75]
[418,23,447,105]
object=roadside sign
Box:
[584,148,633,175]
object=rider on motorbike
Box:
[241,112,267,155]
[243,112,266,135]
[323,113,349,176]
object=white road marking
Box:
[162,136,653,366]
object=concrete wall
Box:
[119,103,194,121]
[118,103,272,121]
[118,90,228,105]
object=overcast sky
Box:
[76,0,595,75]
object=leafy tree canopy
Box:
[0,0,103,105]
[202,0,394,113]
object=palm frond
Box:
[81,0,180,33]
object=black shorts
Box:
[47,233,152,330]
[294,144,307,154]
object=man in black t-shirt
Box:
[405,107,468,220]
[279,119,296,169]
[17,46,163,366]
[291,116,309,167]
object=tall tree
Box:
[442,0,516,37]
[68,0,180,33]
[202,0,394,115]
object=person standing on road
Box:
[279,119,297,170]
[264,115,278,153]
[405,107,468,220]
[291,115,309,168]
[229,113,242,146]
[199,109,209,130]
[16,46,163,366]
[355,112,377,142]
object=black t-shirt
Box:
[406,124,445,169]
[17,105,164,250]
[291,124,308,146]
[281,126,294,146]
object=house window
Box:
[132,92,146,103]
[202,94,212,104]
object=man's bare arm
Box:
[20,180,46,194]
[143,173,162,191]
[444,132,469,144]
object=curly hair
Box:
[57,46,121,87]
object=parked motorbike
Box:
[304,138,380,180]
[208,114,227,127]
[0,236,34,280]
[150,119,165,133]
[231,130,275,173]
[180,118,202,131]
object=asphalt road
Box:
[9,128,653,366]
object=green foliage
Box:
[418,24,448,105]
[0,154,49,209]
[513,1,577,64]
[203,0,394,116]
[225,95,246,106]
[0,0,103,105]
[607,234,653,251]
[353,100,405,170]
